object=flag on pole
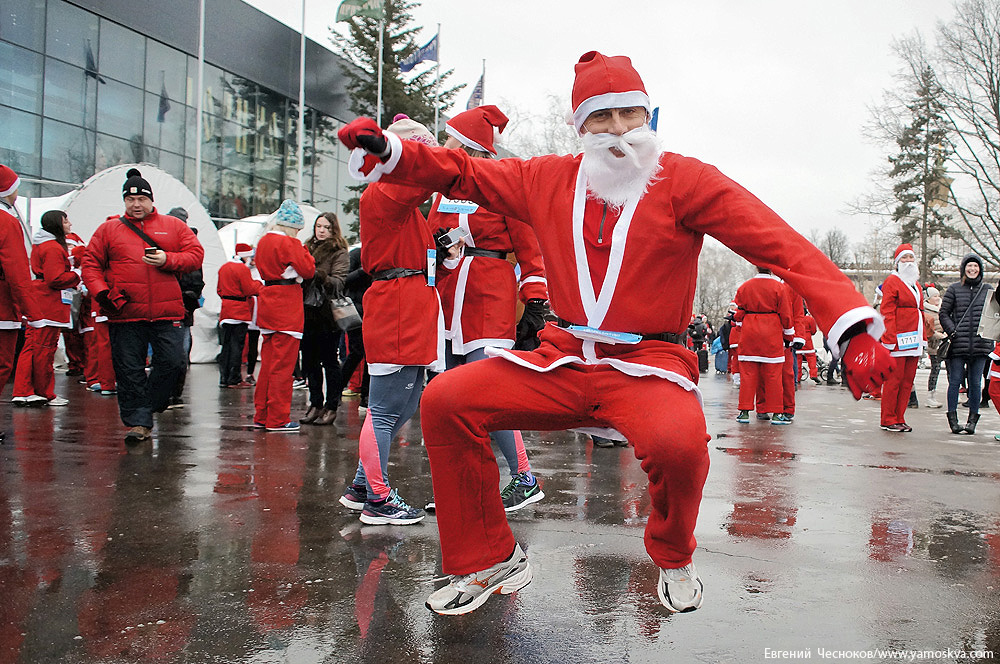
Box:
[650,107,659,133]
[399,34,438,72]
[336,0,384,22]
[466,74,484,110]
[157,82,172,123]
[85,41,106,83]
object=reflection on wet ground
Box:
[1,366,1000,662]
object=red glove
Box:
[841,334,894,400]
[337,117,389,158]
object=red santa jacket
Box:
[254,231,315,337]
[81,210,204,322]
[351,137,878,393]
[879,272,924,357]
[430,195,547,354]
[989,342,1000,380]
[28,231,80,327]
[217,260,261,324]
[796,313,818,355]
[734,274,794,363]
[0,204,37,327]
[359,182,444,371]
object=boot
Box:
[925,390,942,408]
[314,408,337,426]
[947,411,964,434]
[964,412,981,435]
[299,406,320,424]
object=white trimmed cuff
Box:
[828,306,884,360]
[347,131,403,183]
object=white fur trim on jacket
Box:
[828,306,884,360]
[348,131,404,183]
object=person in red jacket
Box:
[252,200,316,432]
[62,230,88,377]
[0,165,38,440]
[734,268,795,425]
[12,210,80,406]
[878,244,925,432]
[81,169,204,445]
[797,310,820,384]
[217,242,260,388]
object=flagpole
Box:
[481,59,486,104]
[195,0,205,204]
[434,24,440,138]
[376,18,385,126]
[298,0,306,201]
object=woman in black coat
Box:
[939,253,993,434]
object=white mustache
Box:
[583,127,656,169]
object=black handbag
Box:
[302,279,326,308]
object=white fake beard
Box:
[897,261,920,285]
[580,126,663,208]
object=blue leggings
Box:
[352,366,425,500]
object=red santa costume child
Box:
[12,210,80,406]
[217,242,260,387]
[338,117,446,527]
[797,310,820,384]
[878,244,925,432]
[734,268,795,424]
[988,340,1000,441]
[62,230,88,376]
[253,201,316,432]
[430,105,549,512]
[338,51,893,615]
[779,282,807,419]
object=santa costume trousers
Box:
[881,355,919,426]
[254,332,300,428]
[989,361,1000,414]
[62,329,86,373]
[0,329,18,388]
[12,326,61,400]
[782,349,797,414]
[84,322,116,390]
[419,358,710,575]
[738,361,782,413]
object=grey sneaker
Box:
[501,472,544,512]
[657,562,703,613]
[426,543,532,615]
[359,488,425,525]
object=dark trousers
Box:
[928,353,942,392]
[340,325,366,393]
[946,355,988,414]
[301,326,343,410]
[219,322,248,386]
[246,329,260,376]
[171,324,192,399]
[108,321,186,428]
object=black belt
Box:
[740,309,777,315]
[555,318,685,345]
[371,268,425,281]
[220,295,248,301]
[464,247,507,259]
[264,278,297,286]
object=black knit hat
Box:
[122,168,153,201]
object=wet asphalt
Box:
[1,365,999,663]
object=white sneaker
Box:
[425,543,532,615]
[25,395,48,406]
[11,396,28,406]
[926,396,942,408]
[48,396,69,406]
[657,562,704,613]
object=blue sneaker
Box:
[339,484,367,511]
[360,488,425,525]
[770,413,792,425]
[736,410,750,424]
[266,422,300,432]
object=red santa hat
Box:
[894,243,915,265]
[571,51,650,134]
[235,242,254,258]
[445,105,509,155]
[0,164,20,198]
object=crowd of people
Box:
[1,50,912,618]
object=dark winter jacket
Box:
[178,267,204,327]
[343,246,371,316]
[939,254,993,358]
[302,237,349,329]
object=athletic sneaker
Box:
[25,395,48,406]
[339,484,367,510]
[359,488,425,525]
[736,410,750,424]
[425,543,532,615]
[342,388,360,398]
[87,383,102,392]
[424,501,436,512]
[101,389,117,396]
[770,413,792,425]
[11,396,28,406]
[48,396,69,406]
[657,562,703,613]
[266,422,300,432]
[756,412,770,421]
[252,421,266,429]
[501,472,545,512]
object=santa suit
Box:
[253,231,315,428]
[796,313,819,379]
[13,232,80,400]
[780,283,807,415]
[987,342,1000,415]
[734,273,794,414]
[0,200,35,390]
[728,315,741,376]
[352,134,879,575]
[879,272,924,427]
[62,233,88,374]
[217,258,260,386]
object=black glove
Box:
[791,340,805,351]
[95,289,126,313]
[514,299,549,351]
[433,228,458,267]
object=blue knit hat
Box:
[274,199,304,229]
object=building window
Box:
[1,0,47,52]
[98,18,145,88]
[96,77,144,141]
[42,57,97,130]
[45,0,99,71]
[0,41,43,114]
[0,105,41,177]
[41,117,94,184]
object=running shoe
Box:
[25,395,48,406]
[266,422,300,432]
[501,472,545,512]
[339,484,367,510]
[736,410,750,424]
[770,413,792,425]
[425,543,532,615]
[657,562,703,613]
[359,488,424,525]
[48,396,69,406]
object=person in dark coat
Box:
[168,208,205,409]
[340,245,371,408]
[939,253,993,434]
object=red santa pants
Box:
[13,326,61,399]
[782,348,796,415]
[728,349,739,375]
[739,361,782,413]
[989,362,1000,415]
[0,329,18,387]
[62,329,87,373]
[802,352,817,379]
[254,332,300,428]
[420,358,710,575]
[85,322,116,390]
[881,355,918,426]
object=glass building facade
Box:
[1,0,358,229]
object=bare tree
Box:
[695,240,756,327]
[499,94,581,157]
[817,228,853,267]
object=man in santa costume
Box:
[733,268,795,425]
[878,244,925,432]
[338,51,893,615]
[217,242,260,388]
[0,165,38,441]
[797,309,821,385]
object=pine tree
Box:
[887,65,957,281]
